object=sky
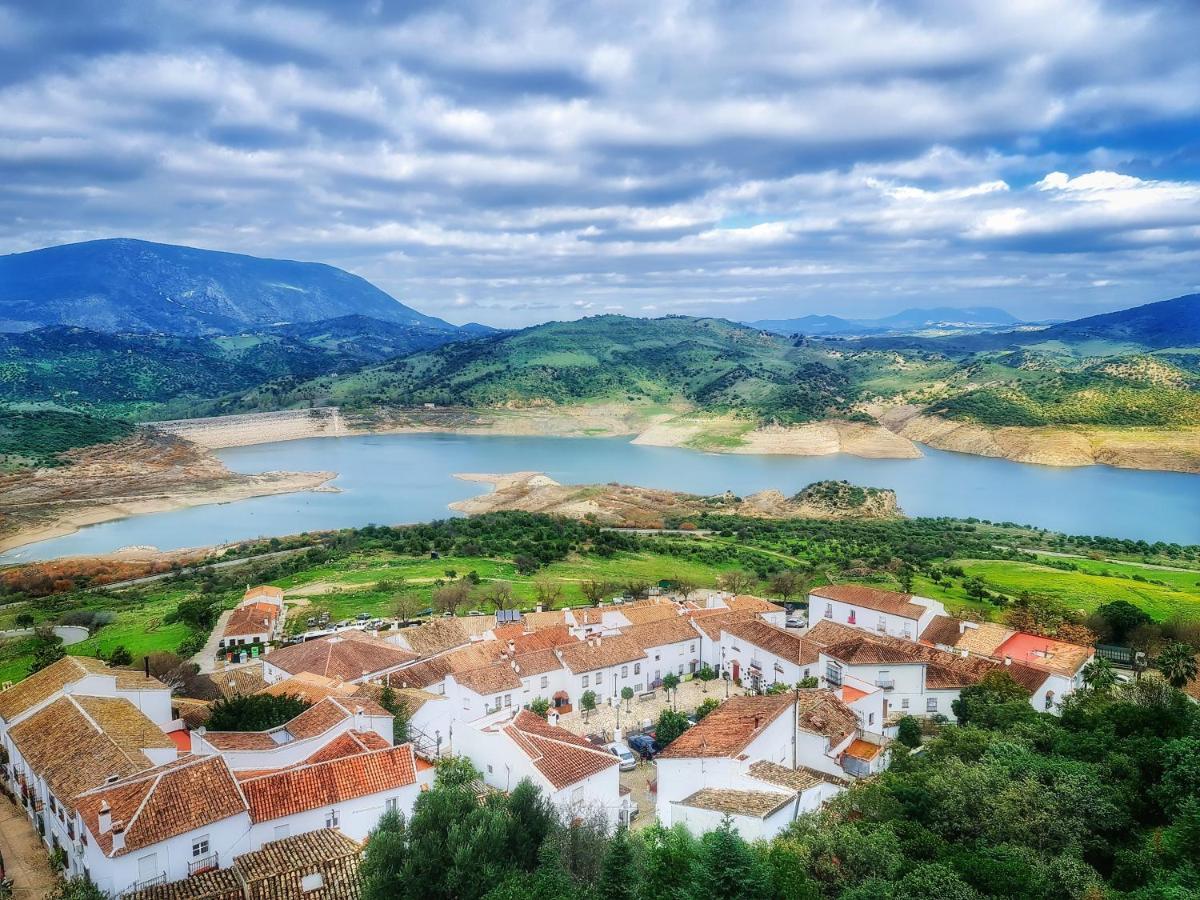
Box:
[1,1,1199,328]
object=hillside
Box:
[751,306,1021,336]
[0,238,460,335]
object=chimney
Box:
[112,824,125,852]
[507,640,516,655]
[98,801,111,834]
[958,621,967,634]
[355,706,365,730]
[510,660,518,671]
[1004,656,1012,666]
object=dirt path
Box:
[191,607,234,674]
[0,797,57,900]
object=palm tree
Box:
[1154,642,1199,689]
[1081,658,1118,693]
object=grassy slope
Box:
[0,408,135,471]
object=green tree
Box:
[662,672,680,709]
[951,671,1037,728]
[621,686,634,712]
[695,697,720,721]
[580,690,597,723]
[697,664,717,692]
[895,716,922,748]
[635,825,698,900]
[505,780,556,872]
[206,693,310,731]
[655,709,690,747]
[596,825,635,900]
[1081,657,1118,693]
[692,817,771,900]
[1155,642,1198,689]
[361,809,409,900]
[378,683,412,743]
[46,876,107,900]
[528,697,551,718]
[894,863,982,900]
[1090,599,1153,644]
[14,612,34,629]
[28,637,65,675]
[106,645,133,667]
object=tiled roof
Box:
[556,635,646,673]
[224,602,279,638]
[499,710,617,790]
[746,760,822,792]
[721,619,818,665]
[492,624,578,653]
[453,662,522,694]
[173,697,212,729]
[520,610,572,631]
[679,788,793,818]
[240,745,418,822]
[994,632,1092,677]
[206,662,269,699]
[258,672,356,704]
[9,695,163,805]
[0,656,164,722]
[392,619,472,656]
[205,697,388,751]
[619,601,684,626]
[919,617,1014,657]
[234,828,363,900]
[303,730,391,764]
[795,690,858,746]
[244,585,284,602]
[658,694,794,759]
[265,632,418,681]
[350,683,445,718]
[725,595,786,615]
[620,617,701,651]
[809,585,927,620]
[76,755,248,856]
[689,609,756,640]
[123,867,242,900]
[802,619,870,648]
[844,739,884,761]
[821,636,930,666]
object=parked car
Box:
[785,615,803,628]
[606,742,638,771]
[356,612,370,622]
[627,733,661,759]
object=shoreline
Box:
[148,406,1200,474]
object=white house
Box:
[655,694,844,840]
[444,648,569,722]
[718,618,818,690]
[456,709,626,825]
[620,617,704,687]
[807,585,946,641]
[555,635,648,706]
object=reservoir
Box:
[4,432,1199,561]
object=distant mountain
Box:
[265,315,474,363]
[0,238,460,335]
[1028,294,1200,350]
[750,306,1020,336]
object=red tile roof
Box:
[224,602,279,638]
[658,695,794,759]
[240,745,418,822]
[809,585,927,620]
[265,632,418,681]
[620,617,702,651]
[795,690,857,746]
[721,619,818,665]
[499,710,617,790]
[556,635,646,674]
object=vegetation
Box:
[0,408,134,470]
[205,693,311,731]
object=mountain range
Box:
[748,306,1023,336]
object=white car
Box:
[607,742,638,771]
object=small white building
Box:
[457,709,626,825]
[718,618,817,690]
[555,635,648,706]
[807,585,946,641]
[620,617,704,687]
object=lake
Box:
[4,432,1199,562]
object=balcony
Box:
[875,678,895,690]
[129,873,167,893]
[189,852,219,876]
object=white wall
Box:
[642,639,700,687]
[718,631,812,690]
[192,712,392,770]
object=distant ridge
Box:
[750,306,1020,336]
[0,238,459,336]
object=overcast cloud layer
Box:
[1,0,1199,326]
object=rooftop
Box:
[746,760,822,792]
[809,584,928,620]
[721,618,818,665]
[265,632,418,681]
[724,595,786,615]
[994,632,1092,677]
[0,655,164,723]
[658,694,794,759]
[919,616,1014,657]
[496,710,617,790]
[556,634,646,674]
[844,739,884,761]
[795,690,858,746]
[620,616,702,651]
[223,602,279,638]
[257,671,356,704]
[678,788,794,818]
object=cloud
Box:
[0,0,1197,326]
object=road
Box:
[99,546,311,591]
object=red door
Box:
[732,661,740,682]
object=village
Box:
[0,578,1095,898]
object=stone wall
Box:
[150,408,345,449]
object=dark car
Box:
[628,733,661,759]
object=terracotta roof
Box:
[795,690,858,746]
[678,788,793,818]
[265,632,418,681]
[821,636,931,666]
[173,697,212,729]
[205,697,388,751]
[234,828,363,900]
[258,672,356,704]
[809,585,927,620]
[658,694,794,759]
[8,695,165,804]
[123,867,241,900]
[520,610,572,631]
[0,656,164,723]
[492,624,579,653]
[689,609,756,640]
[224,602,279,638]
[205,662,269,699]
[746,760,822,792]
[919,617,1014,657]
[76,755,248,856]
[620,617,701,651]
[244,585,284,602]
[240,745,418,822]
[721,619,818,665]
[619,601,684,626]
[556,635,646,673]
[392,619,472,656]
[994,632,1092,677]
[303,730,391,764]
[453,662,522,694]
[802,619,870,648]
[350,683,445,718]
[498,710,617,790]
[844,739,884,761]
[725,595,786,615]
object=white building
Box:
[807,585,946,641]
[555,635,648,706]
[457,709,625,825]
[718,618,817,690]
[620,617,704,687]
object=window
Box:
[301,873,325,893]
[876,617,886,633]
[689,644,695,653]
[540,675,549,689]
[847,610,856,624]
[137,853,158,882]
[462,697,469,709]
[926,698,938,713]
[634,663,640,675]
[901,698,909,709]
[825,662,843,686]
[1044,690,1055,710]
[621,665,628,678]
[386,797,398,813]
[903,623,913,638]
[868,712,875,725]
[825,603,833,618]
[503,694,512,708]
[582,675,589,688]
[571,786,584,806]
[191,836,210,858]
[274,824,290,840]
[876,669,893,689]
[487,763,494,774]
[325,809,339,828]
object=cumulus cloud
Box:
[0,0,1198,325]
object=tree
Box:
[1081,658,1118,693]
[1089,600,1153,645]
[580,580,613,606]
[107,645,133,667]
[697,664,717,692]
[46,877,107,900]
[528,697,551,719]
[28,636,65,675]
[361,809,409,900]
[533,577,563,609]
[1155,642,1199,689]
[672,576,698,602]
[717,571,757,594]
[636,825,699,900]
[581,690,597,723]
[662,672,680,709]
[896,716,922,748]
[655,709,689,747]
[505,780,556,872]
[693,817,771,899]
[621,686,634,712]
[515,555,540,575]
[480,580,516,613]
[379,683,412,744]
[207,693,310,731]
[596,826,635,900]
[951,671,1036,729]
[394,587,423,623]
[767,570,805,603]
[695,697,720,720]
[624,580,652,600]
[14,611,34,629]
[434,580,471,616]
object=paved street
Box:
[0,798,56,900]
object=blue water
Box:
[3,432,1198,562]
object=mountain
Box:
[1024,294,1200,350]
[264,315,477,363]
[0,238,460,335]
[750,306,1020,336]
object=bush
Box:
[206,693,310,731]
[896,716,922,748]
